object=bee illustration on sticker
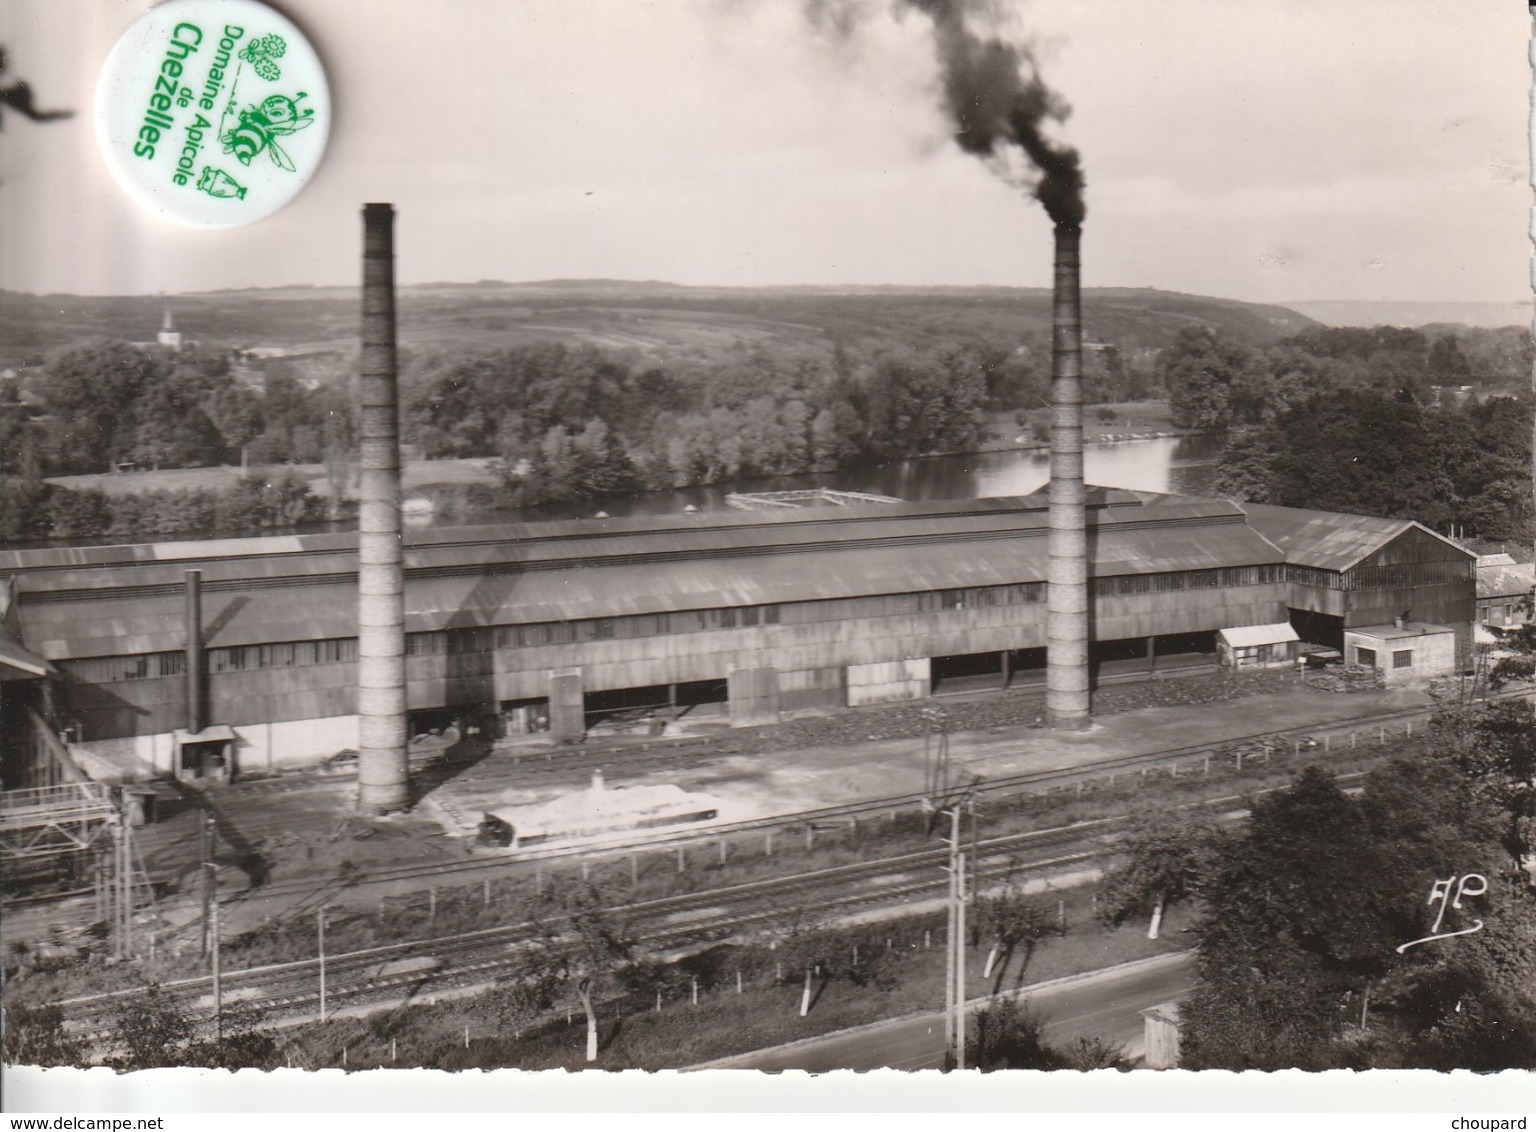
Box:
[220,92,314,172]
[196,166,247,200]
[238,34,288,81]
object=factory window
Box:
[720,609,738,629]
[1348,560,1472,591]
[1392,650,1413,669]
[408,633,446,656]
[56,651,191,682]
[1287,566,1345,591]
[204,636,357,673]
[1354,647,1378,668]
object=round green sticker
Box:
[94,0,329,228]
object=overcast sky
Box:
[0,0,1528,303]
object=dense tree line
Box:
[1213,388,1533,540]
[0,471,331,543]
[7,339,355,478]
[8,315,1527,538]
[402,338,1050,506]
[1161,323,1531,434]
[1103,701,1536,1070]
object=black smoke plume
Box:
[908,0,1084,228]
[809,0,1085,229]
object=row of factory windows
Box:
[60,639,359,683]
[1285,560,1470,592]
[55,564,1291,682]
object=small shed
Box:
[1217,622,1299,669]
[1141,1001,1182,1069]
[1343,622,1457,686]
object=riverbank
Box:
[43,402,1195,500]
[979,399,1199,454]
[30,402,1222,538]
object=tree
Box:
[974,885,1051,988]
[527,884,635,1063]
[41,340,166,473]
[1,1001,84,1066]
[108,984,198,1070]
[1428,334,1472,383]
[1158,327,1255,432]
[1212,427,1277,502]
[1179,752,1536,1070]
[774,920,901,1018]
[0,383,33,477]
[967,996,1129,1070]
[1097,809,1220,939]
[968,995,1056,1069]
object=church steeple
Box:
[158,307,182,351]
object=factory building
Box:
[0,489,1476,788]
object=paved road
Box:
[709,951,1197,1071]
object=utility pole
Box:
[943,803,969,1071]
[318,905,327,1023]
[199,812,213,956]
[944,806,956,1066]
[209,861,222,1046]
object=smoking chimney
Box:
[185,569,204,734]
[1046,224,1090,730]
[356,203,409,813]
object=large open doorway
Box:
[932,651,1008,695]
[583,678,728,732]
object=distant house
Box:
[1476,554,1535,631]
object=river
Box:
[487,433,1225,525]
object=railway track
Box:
[5,690,1493,943]
[56,816,1123,1039]
[49,764,1383,1042]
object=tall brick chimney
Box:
[1046,223,1090,730]
[356,203,409,812]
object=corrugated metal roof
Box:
[14,501,1284,656]
[5,495,1249,595]
[1238,503,1470,572]
[1476,562,1536,600]
[1218,622,1299,648]
[0,634,54,677]
[0,489,1182,582]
